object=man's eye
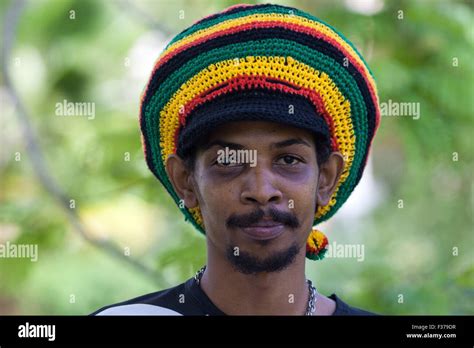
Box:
[276,155,302,165]
[215,159,241,167]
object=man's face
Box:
[190,121,320,274]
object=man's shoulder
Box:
[91,279,191,316]
[91,282,377,316]
[330,293,377,315]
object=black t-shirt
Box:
[92,278,375,316]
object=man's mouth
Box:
[240,220,285,241]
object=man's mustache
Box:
[226,208,300,229]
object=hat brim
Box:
[177,89,331,159]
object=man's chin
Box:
[225,243,300,275]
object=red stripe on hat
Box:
[172,74,339,155]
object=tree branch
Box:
[1,0,167,287]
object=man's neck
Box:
[199,253,310,315]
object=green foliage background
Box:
[0,0,472,314]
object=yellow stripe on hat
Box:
[159,13,377,95]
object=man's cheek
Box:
[298,190,318,220]
[200,188,227,219]
[290,186,317,207]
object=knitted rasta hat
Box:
[139,4,380,259]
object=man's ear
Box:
[317,152,345,207]
[165,154,198,209]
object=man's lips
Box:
[240,221,285,241]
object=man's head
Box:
[139,3,380,265]
[166,121,344,274]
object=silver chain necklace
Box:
[194,266,318,315]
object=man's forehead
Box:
[205,121,315,146]
[203,138,313,152]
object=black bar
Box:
[0,315,472,346]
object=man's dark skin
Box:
[166,121,345,315]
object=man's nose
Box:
[240,165,283,206]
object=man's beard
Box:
[225,207,302,274]
[226,243,300,275]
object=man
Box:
[93,3,380,315]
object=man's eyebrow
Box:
[271,138,312,149]
[202,140,245,151]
